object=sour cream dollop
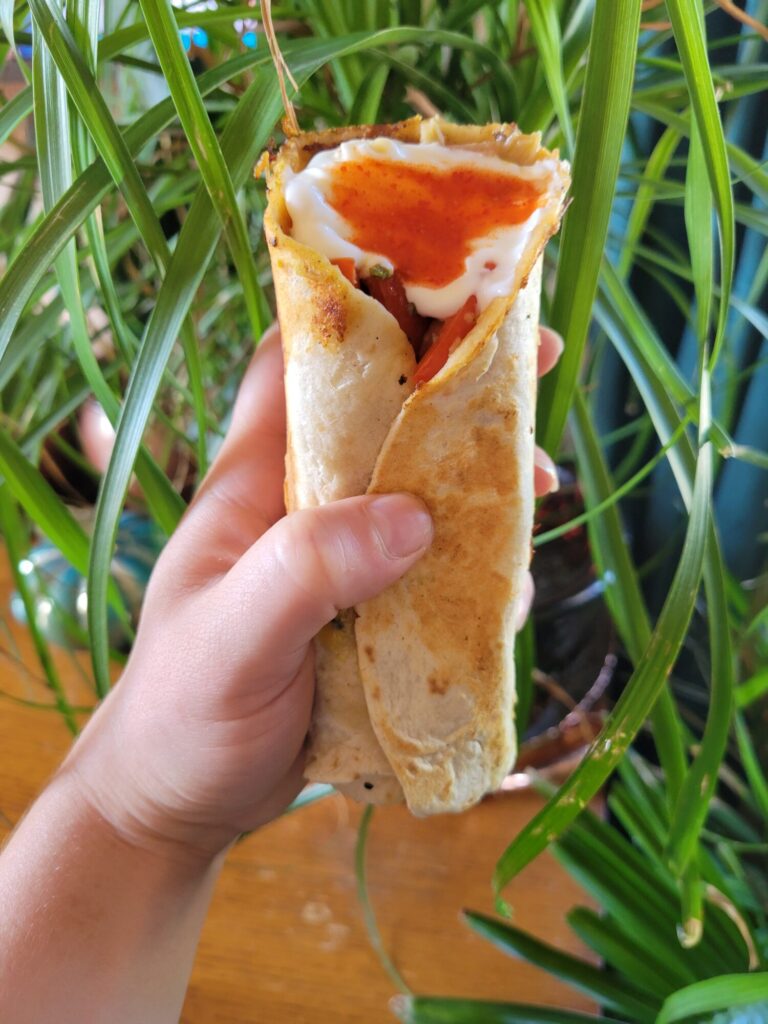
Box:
[283,137,562,320]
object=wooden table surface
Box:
[0,550,596,1022]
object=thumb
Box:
[207,494,433,691]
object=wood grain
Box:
[0,548,597,1022]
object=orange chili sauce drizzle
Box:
[327,157,544,289]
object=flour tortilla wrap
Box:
[263,117,569,814]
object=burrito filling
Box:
[283,137,559,381]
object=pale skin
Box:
[0,324,562,1024]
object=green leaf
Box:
[666,0,736,369]
[684,118,714,345]
[0,51,267,364]
[0,484,78,734]
[735,670,768,709]
[355,805,410,994]
[665,525,735,877]
[537,0,641,455]
[494,381,712,893]
[566,907,683,997]
[657,975,768,1024]
[392,997,617,1024]
[0,426,124,617]
[618,124,680,278]
[27,0,171,274]
[0,85,33,147]
[348,61,389,124]
[30,12,183,548]
[524,0,574,155]
[463,912,657,1021]
[533,417,690,549]
[734,712,768,822]
[138,0,265,341]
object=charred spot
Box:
[398,374,407,385]
[330,615,344,631]
[363,782,374,791]
[313,291,347,345]
[428,674,450,696]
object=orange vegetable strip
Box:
[413,295,478,385]
[331,257,359,287]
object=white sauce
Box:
[283,137,561,320]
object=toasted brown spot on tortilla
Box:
[428,674,450,695]
[363,644,375,662]
[312,288,347,347]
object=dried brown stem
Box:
[259,0,299,137]
[715,0,768,43]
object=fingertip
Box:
[515,571,535,632]
[534,447,559,496]
[538,327,564,377]
[258,321,282,350]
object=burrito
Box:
[262,116,570,815]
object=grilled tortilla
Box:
[262,116,570,814]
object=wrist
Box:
[60,691,233,869]
[56,758,228,874]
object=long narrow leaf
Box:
[657,973,768,1024]
[393,997,616,1024]
[138,0,265,341]
[0,484,78,734]
[524,0,574,155]
[537,0,641,454]
[666,0,736,368]
[463,912,656,1021]
[494,400,712,892]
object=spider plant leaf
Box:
[523,0,574,156]
[0,483,78,734]
[0,50,269,364]
[657,973,768,1024]
[0,427,124,617]
[138,0,266,341]
[734,712,768,821]
[392,997,618,1024]
[666,0,735,369]
[463,912,657,1021]
[355,806,410,994]
[0,84,32,147]
[348,61,390,125]
[684,119,714,346]
[537,0,641,455]
[618,125,680,278]
[735,670,768,709]
[494,372,712,894]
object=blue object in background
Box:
[10,513,165,651]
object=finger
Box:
[160,327,287,586]
[538,327,564,377]
[205,493,433,696]
[534,446,559,495]
[515,571,535,631]
[194,323,285,520]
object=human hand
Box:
[63,323,562,863]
